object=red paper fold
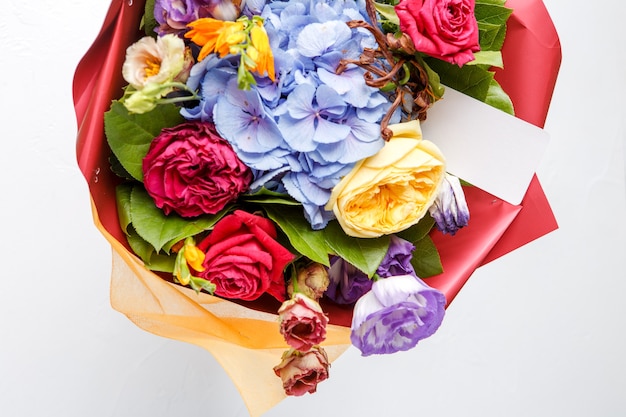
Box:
[424,0,561,305]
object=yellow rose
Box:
[325,120,446,238]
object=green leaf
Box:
[323,222,390,278]
[466,50,503,68]
[420,57,446,100]
[104,101,184,181]
[127,228,156,263]
[484,79,515,115]
[475,2,512,51]
[477,21,507,52]
[126,229,176,273]
[144,0,158,36]
[396,215,436,243]
[130,185,223,253]
[475,2,513,26]
[374,2,400,26]
[109,153,134,180]
[426,58,494,102]
[115,183,133,235]
[476,0,506,6]
[263,205,333,266]
[410,235,444,278]
[241,188,302,205]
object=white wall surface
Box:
[2,0,625,416]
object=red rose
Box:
[197,210,295,301]
[395,0,480,66]
[273,347,330,396]
[143,121,252,218]
[278,293,328,351]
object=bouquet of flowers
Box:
[74,0,560,414]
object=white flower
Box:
[122,34,186,91]
[428,173,470,235]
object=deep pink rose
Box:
[278,293,328,351]
[142,121,253,218]
[273,347,330,396]
[395,0,480,66]
[197,210,295,302]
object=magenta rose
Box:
[395,0,480,66]
[273,347,330,396]
[142,121,252,218]
[278,293,328,351]
[197,210,295,302]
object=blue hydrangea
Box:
[182,0,395,229]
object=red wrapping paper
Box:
[73,0,561,413]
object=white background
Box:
[2,0,625,416]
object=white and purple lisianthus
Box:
[350,274,446,356]
[429,173,470,235]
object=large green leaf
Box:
[323,222,390,278]
[485,78,515,115]
[475,1,513,26]
[397,215,436,243]
[475,1,512,51]
[477,21,507,52]
[127,229,177,272]
[130,185,223,253]
[144,0,158,36]
[426,58,494,102]
[241,188,302,205]
[104,101,184,181]
[410,235,444,278]
[374,2,400,26]
[263,205,333,266]
[420,57,446,100]
[467,50,503,68]
[115,183,133,235]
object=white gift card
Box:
[421,87,549,205]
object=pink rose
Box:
[395,0,480,66]
[273,347,330,396]
[143,121,253,218]
[197,210,295,301]
[278,293,328,351]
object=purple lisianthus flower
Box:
[325,235,417,304]
[351,275,446,356]
[325,257,374,304]
[376,235,417,277]
[428,173,470,235]
[154,0,239,35]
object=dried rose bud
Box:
[273,347,330,396]
[287,262,330,300]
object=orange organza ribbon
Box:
[73,0,560,415]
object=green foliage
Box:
[397,215,435,243]
[323,222,390,278]
[485,78,515,115]
[466,50,503,68]
[104,100,184,181]
[241,188,302,206]
[375,2,400,26]
[410,235,444,278]
[425,58,494,102]
[130,185,225,253]
[475,0,513,52]
[263,205,334,266]
[144,0,158,36]
[264,205,396,277]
